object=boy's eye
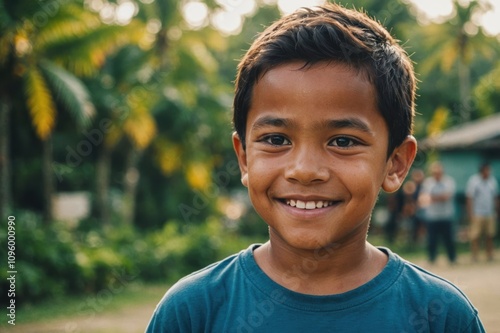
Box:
[329,137,357,147]
[263,135,291,146]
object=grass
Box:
[2,282,168,326]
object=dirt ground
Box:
[3,250,500,333]
[415,251,500,333]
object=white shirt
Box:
[421,175,456,221]
[466,174,498,217]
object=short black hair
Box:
[233,3,416,156]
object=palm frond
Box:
[44,20,151,76]
[122,86,158,149]
[34,3,101,52]
[187,40,218,74]
[105,45,151,84]
[440,45,458,72]
[123,109,157,150]
[24,65,56,140]
[104,123,124,149]
[39,59,95,128]
[473,63,500,117]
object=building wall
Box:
[439,150,500,193]
[436,150,500,225]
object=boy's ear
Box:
[382,136,417,193]
[232,132,249,187]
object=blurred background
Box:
[1,0,500,331]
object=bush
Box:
[0,210,266,307]
[0,211,83,305]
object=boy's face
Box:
[233,61,415,251]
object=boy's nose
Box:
[284,147,330,185]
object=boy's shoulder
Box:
[146,245,256,332]
[147,246,484,332]
[390,249,482,327]
[154,244,254,306]
[390,248,471,302]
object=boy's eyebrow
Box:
[324,118,372,133]
[251,116,372,134]
[251,116,292,130]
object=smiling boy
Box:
[233,61,400,295]
[147,3,484,332]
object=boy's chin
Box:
[271,233,352,254]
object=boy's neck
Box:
[253,239,388,296]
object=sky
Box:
[408,0,500,36]
[179,0,500,36]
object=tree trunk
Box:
[122,148,142,226]
[0,101,11,218]
[95,144,112,224]
[42,136,54,224]
[458,57,471,122]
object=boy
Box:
[147,3,484,332]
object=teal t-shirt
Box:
[146,245,484,333]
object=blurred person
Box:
[466,162,499,262]
[407,168,426,245]
[419,162,457,264]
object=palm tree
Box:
[417,0,497,122]
[88,46,160,225]
[0,0,148,223]
[473,61,500,117]
[87,0,238,227]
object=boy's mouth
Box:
[284,199,335,210]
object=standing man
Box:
[419,162,457,265]
[466,162,499,262]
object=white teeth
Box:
[285,199,333,210]
[305,201,316,209]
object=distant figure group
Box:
[386,161,499,264]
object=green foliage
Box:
[4,0,500,311]
[0,211,83,304]
[39,59,95,127]
[473,62,500,117]
[0,210,265,307]
[133,218,265,282]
